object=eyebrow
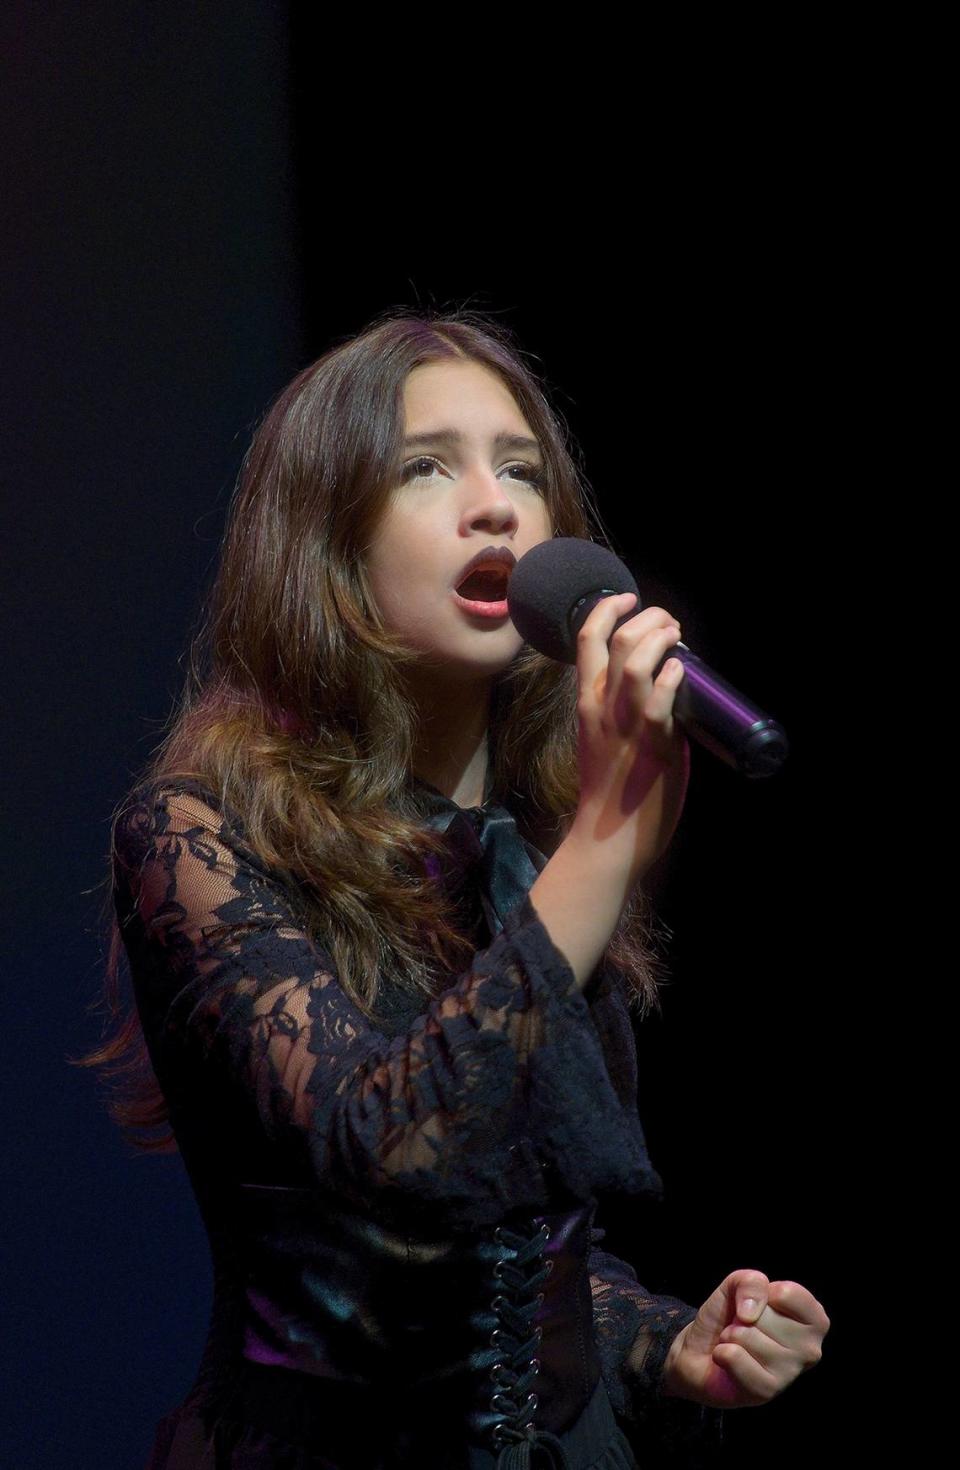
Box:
[403,429,543,456]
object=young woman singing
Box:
[85,310,828,1468]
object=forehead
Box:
[402,359,531,430]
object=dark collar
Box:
[410,777,547,938]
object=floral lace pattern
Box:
[113,779,721,1447]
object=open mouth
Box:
[455,567,511,602]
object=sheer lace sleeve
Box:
[113,782,664,1231]
[589,1224,725,1463]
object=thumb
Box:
[729,1268,770,1325]
[686,1268,771,1352]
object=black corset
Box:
[479,1207,601,1468]
[228,1182,601,1466]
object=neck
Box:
[406,672,493,809]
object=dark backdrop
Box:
[3,7,866,1466]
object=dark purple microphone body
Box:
[507,537,788,779]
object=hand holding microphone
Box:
[522,587,693,986]
[519,538,787,990]
[508,538,788,779]
[571,591,691,878]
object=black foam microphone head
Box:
[507,537,640,664]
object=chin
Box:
[419,637,523,683]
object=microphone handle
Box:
[658,643,789,778]
[571,594,789,779]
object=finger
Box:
[576,593,638,700]
[606,602,680,647]
[605,606,680,689]
[726,1270,770,1325]
[614,622,683,685]
[607,626,684,730]
[641,656,686,729]
[738,1305,814,1352]
[719,1318,823,1374]
[766,1281,832,1334]
[710,1342,781,1404]
[578,598,681,714]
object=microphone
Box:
[507,537,788,779]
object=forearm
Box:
[527,819,641,994]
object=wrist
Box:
[660,1321,692,1400]
[567,804,654,892]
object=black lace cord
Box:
[488,1222,572,1470]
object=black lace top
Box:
[112,777,723,1462]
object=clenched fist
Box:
[661,1269,830,1410]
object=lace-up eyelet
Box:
[483,1216,556,1455]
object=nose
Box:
[458,470,520,537]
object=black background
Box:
[3,6,876,1466]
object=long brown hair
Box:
[75,306,670,1151]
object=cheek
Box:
[365,529,443,633]
[525,497,554,541]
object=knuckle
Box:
[777,1282,802,1309]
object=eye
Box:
[502,462,546,492]
[398,456,546,492]
[399,455,443,483]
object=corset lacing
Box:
[487,1220,571,1469]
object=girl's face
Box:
[365,359,553,684]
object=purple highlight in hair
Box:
[272,705,304,736]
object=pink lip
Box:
[452,544,517,591]
[452,589,511,620]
